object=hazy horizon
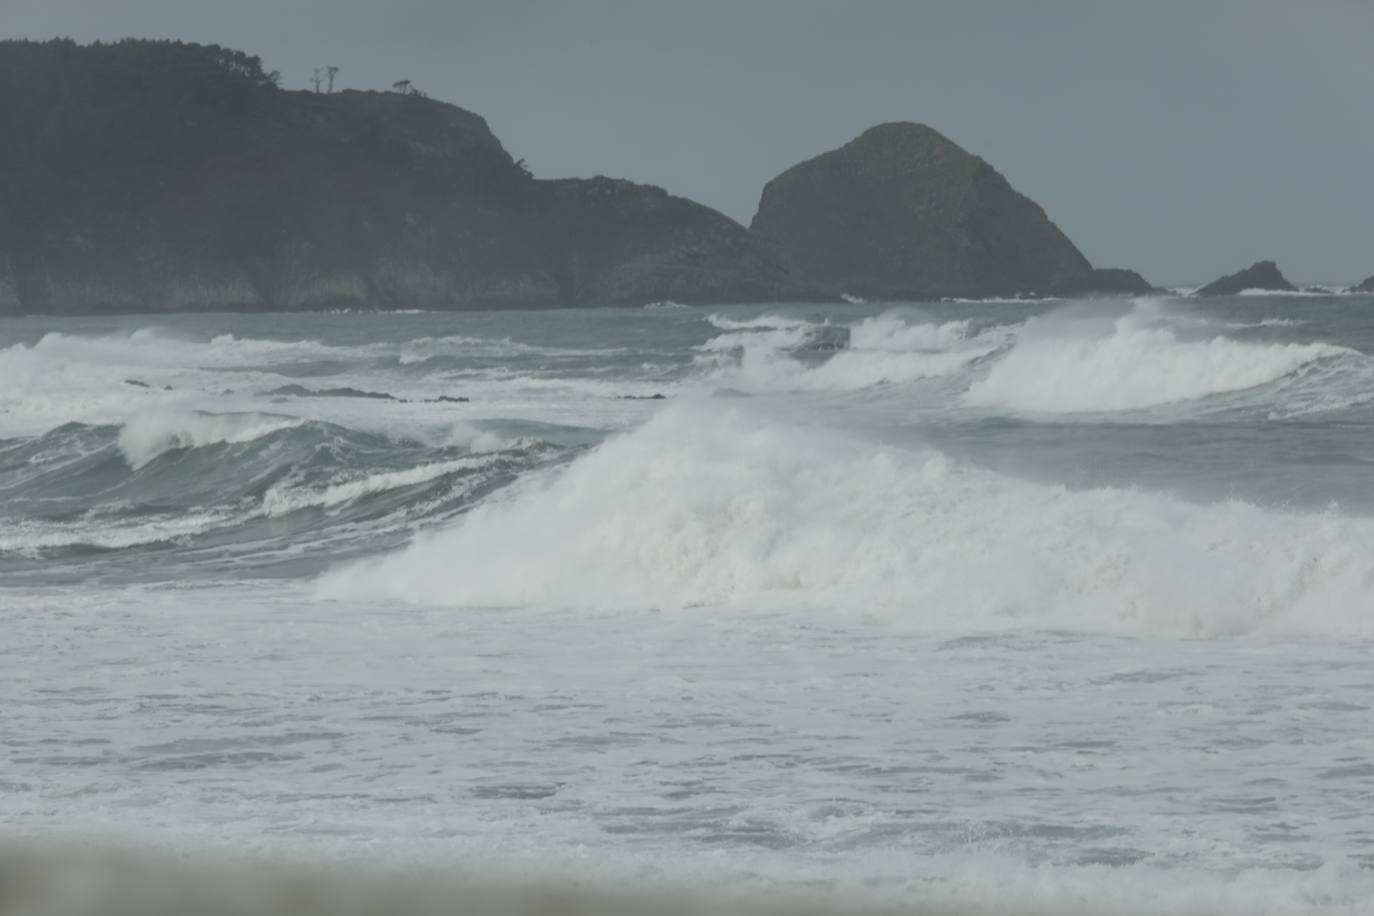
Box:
[8,0,1371,284]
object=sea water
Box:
[3,296,1374,913]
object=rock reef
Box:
[1195,261,1297,297]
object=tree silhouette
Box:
[391,79,412,95]
[326,65,338,93]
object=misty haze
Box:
[2,3,1374,915]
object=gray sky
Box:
[6,0,1372,283]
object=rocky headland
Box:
[1194,261,1298,297]
[1348,276,1374,294]
[0,39,807,314]
[3,39,1311,315]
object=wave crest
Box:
[318,403,1374,638]
[964,303,1356,413]
[118,411,304,469]
[699,310,1004,392]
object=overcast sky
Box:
[6,0,1371,283]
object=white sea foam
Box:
[847,312,980,351]
[699,311,1003,392]
[964,303,1354,412]
[1236,287,1333,297]
[260,455,503,517]
[28,328,345,368]
[396,335,623,364]
[0,510,236,553]
[319,402,1374,637]
[118,411,303,469]
[1226,317,1306,329]
[705,313,815,331]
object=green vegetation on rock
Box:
[749,123,1097,300]
[0,39,807,314]
[4,41,1184,313]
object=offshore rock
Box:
[1046,268,1159,298]
[1195,260,1298,296]
[1348,276,1374,294]
[0,39,807,314]
[749,122,1092,300]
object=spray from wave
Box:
[319,402,1374,637]
[698,310,1006,392]
[118,410,304,469]
[964,301,1357,412]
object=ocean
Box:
[3,295,1374,914]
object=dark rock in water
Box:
[123,378,151,388]
[0,39,810,314]
[749,122,1092,300]
[1348,276,1374,294]
[428,395,470,403]
[1195,261,1297,296]
[618,393,666,400]
[1302,285,1335,295]
[1047,268,1159,298]
[268,384,398,400]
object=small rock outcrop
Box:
[1046,268,1158,299]
[749,122,1093,300]
[1348,276,1374,294]
[1195,261,1297,296]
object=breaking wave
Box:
[0,415,564,575]
[699,310,1006,392]
[963,303,1358,413]
[118,410,304,469]
[319,402,1374,638]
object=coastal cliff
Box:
[2,39,1181,314]
[0,39,806,314]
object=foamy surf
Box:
[964,302,1356,413]
[8,301,1374,914]
[319,401,1374,638]
[698,310,1006,392]
[118,410,305,469]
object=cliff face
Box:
[1195,261,1297,296]
[749,123,1093,300]
[0,39,806,314]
